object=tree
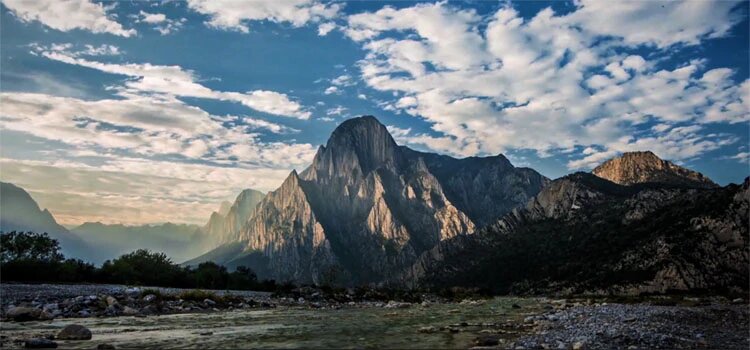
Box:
[193,262,229,289]
[0,231,63,263]
[228,266,258,290]
[100,249,183,286]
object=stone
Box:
[199,332,213,336]
[203,299,216,306]
[143,294,157,303]
[474,336,500,346]
[7,306,42,322]
[417,326,437,333]
[122,306,139,316]
[106,296,118,306]
[124,288,140,297]
[572,341,585,350]
[97,344,116,350]
[384,301,411,309]
[24,339,58,348]
[57,324,92,340]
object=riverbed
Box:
[1,297,541,349]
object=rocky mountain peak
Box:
[317,115,400,175]
[592,151,718,188]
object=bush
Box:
[178,290,221,302]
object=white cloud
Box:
[0,92,316,167]
[186,0,341,33]
[2,0,136,37]
[331,74,355,86]
[34,44,312,119]
[567,0,744,48]
[134,10,184,35]
[0,157,290,226]
[346,2,748,168]
[324,86,340,95]
[326,105,347,116]
[317,22,336,36]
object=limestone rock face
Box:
[592,151,717,188]
[214,116,547,284]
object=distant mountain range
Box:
[0,182,208,264]
[71,222,205,263]
[2,116,746,295]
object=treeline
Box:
[0,231,281,291]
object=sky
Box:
[0,0,748,227]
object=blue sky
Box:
[1,0,748,226]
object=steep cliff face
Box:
[404,173,749,295]
[592,151,718,188]
[217,116,547,284]
[238,170,337,284]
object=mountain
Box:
[403,169,748,295]
[592,151,718,188]
[199,189,265,247]
[0,182,89,260]
[71,222,204,264]
[193,116,548,284]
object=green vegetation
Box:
[0,231,279,291]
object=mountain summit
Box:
[593,151,718,188]
[192,116,549,284]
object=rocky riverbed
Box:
[1,284,747,349]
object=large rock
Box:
[56,324,92,340]
[6,306,42,322]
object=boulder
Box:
[56,324,92,340]
[7,306,42,322]
[122,306,139,316]
[143,294,157,303]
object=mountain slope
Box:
[593,151,718,188]
[403,173,748,295]
[0,182,90,260]
[200,116,548,284]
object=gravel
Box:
[514,302,749,349]
[1,283,271,306]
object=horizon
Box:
[1,0,749,226]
